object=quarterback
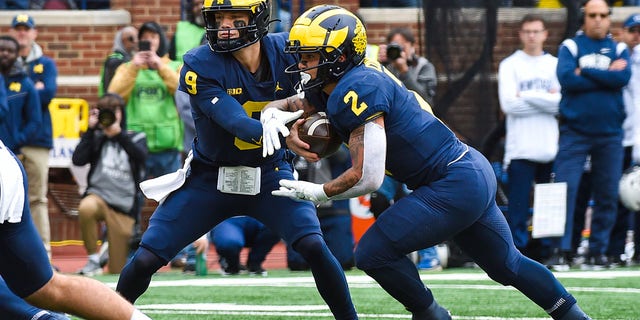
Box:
[115,1,358,319]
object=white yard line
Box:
[105,270,640,289]
[125,270,640,319]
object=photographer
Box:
[378,27,438,106]
[72,93,147,275]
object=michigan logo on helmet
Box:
[619,165,640,211]
[202,0,271,52]
[284,5,367,90]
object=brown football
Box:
[298,112,343,158]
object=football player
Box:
[0,139,150,320]
[115,1,358,318]
[261,5,592,320]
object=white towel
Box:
[0,141,25,224]
[140,150,193,204]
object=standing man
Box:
[547,0,630,271]
[263,5,591,319]
[116,1,358,319]
[498,14,560,260]
[9,14,58,262]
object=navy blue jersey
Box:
[311,58,467,189]
[179,33,299,167]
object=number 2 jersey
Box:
[308,58,468,190]
[178,33,299,167]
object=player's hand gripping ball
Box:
[297,112,342,158]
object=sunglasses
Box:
[587,13,609,19]
[628,27,640,34]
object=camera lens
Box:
[98,108,116,127]
[386,43,402,61]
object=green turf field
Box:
[82,267,640,319]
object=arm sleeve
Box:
[192,91,263,143]
[498,59,539,116]
[556,42,601,92]
[329,121,386,200]
[37,58,57,105]
[581,46,632,90]
[520,91,560,114]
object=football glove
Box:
[272,179,329,205]
[261,108,303,157]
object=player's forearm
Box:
[263,94,311,113]
[324,120,386,199]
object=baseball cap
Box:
[624,13,640,29]
[11,14,35,29]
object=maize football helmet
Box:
[619,165,640,211]
[202,0,270,52]
[285,5,367,90]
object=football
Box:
[297,112,343,158]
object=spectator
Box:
[548,0,630,271]
[0,35,41,157]
[0,136,151,320]
[265,5,591,319]
[72,93,147,275]
[606,13,640,266]
[169,0,205,63]
[98,25,138,97]
[379,27,437,107]
[0,276,69,319]
[287,146,356,271]
[190,216,281,276]
[9,14,58,263]
[108,21,183,179]
[498,14,560,260]
[378,26,440,269]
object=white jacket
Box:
[498,50,561,167]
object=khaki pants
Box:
[20,146,51,259]
[78,194,135,274]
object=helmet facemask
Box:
[284,5,367,92]
[202,0,270,53]
[284,40,345,91]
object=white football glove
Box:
[272,179,329,205]
[261,108,304,157]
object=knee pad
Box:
[292,234,325,262]
[131,247,166,274]
[484,256,520,285]
[354,224,391,271]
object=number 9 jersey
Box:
[178,33,300,167]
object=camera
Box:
[98,108,116,127]
[138,40,151,51]
[386,42,403,61]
